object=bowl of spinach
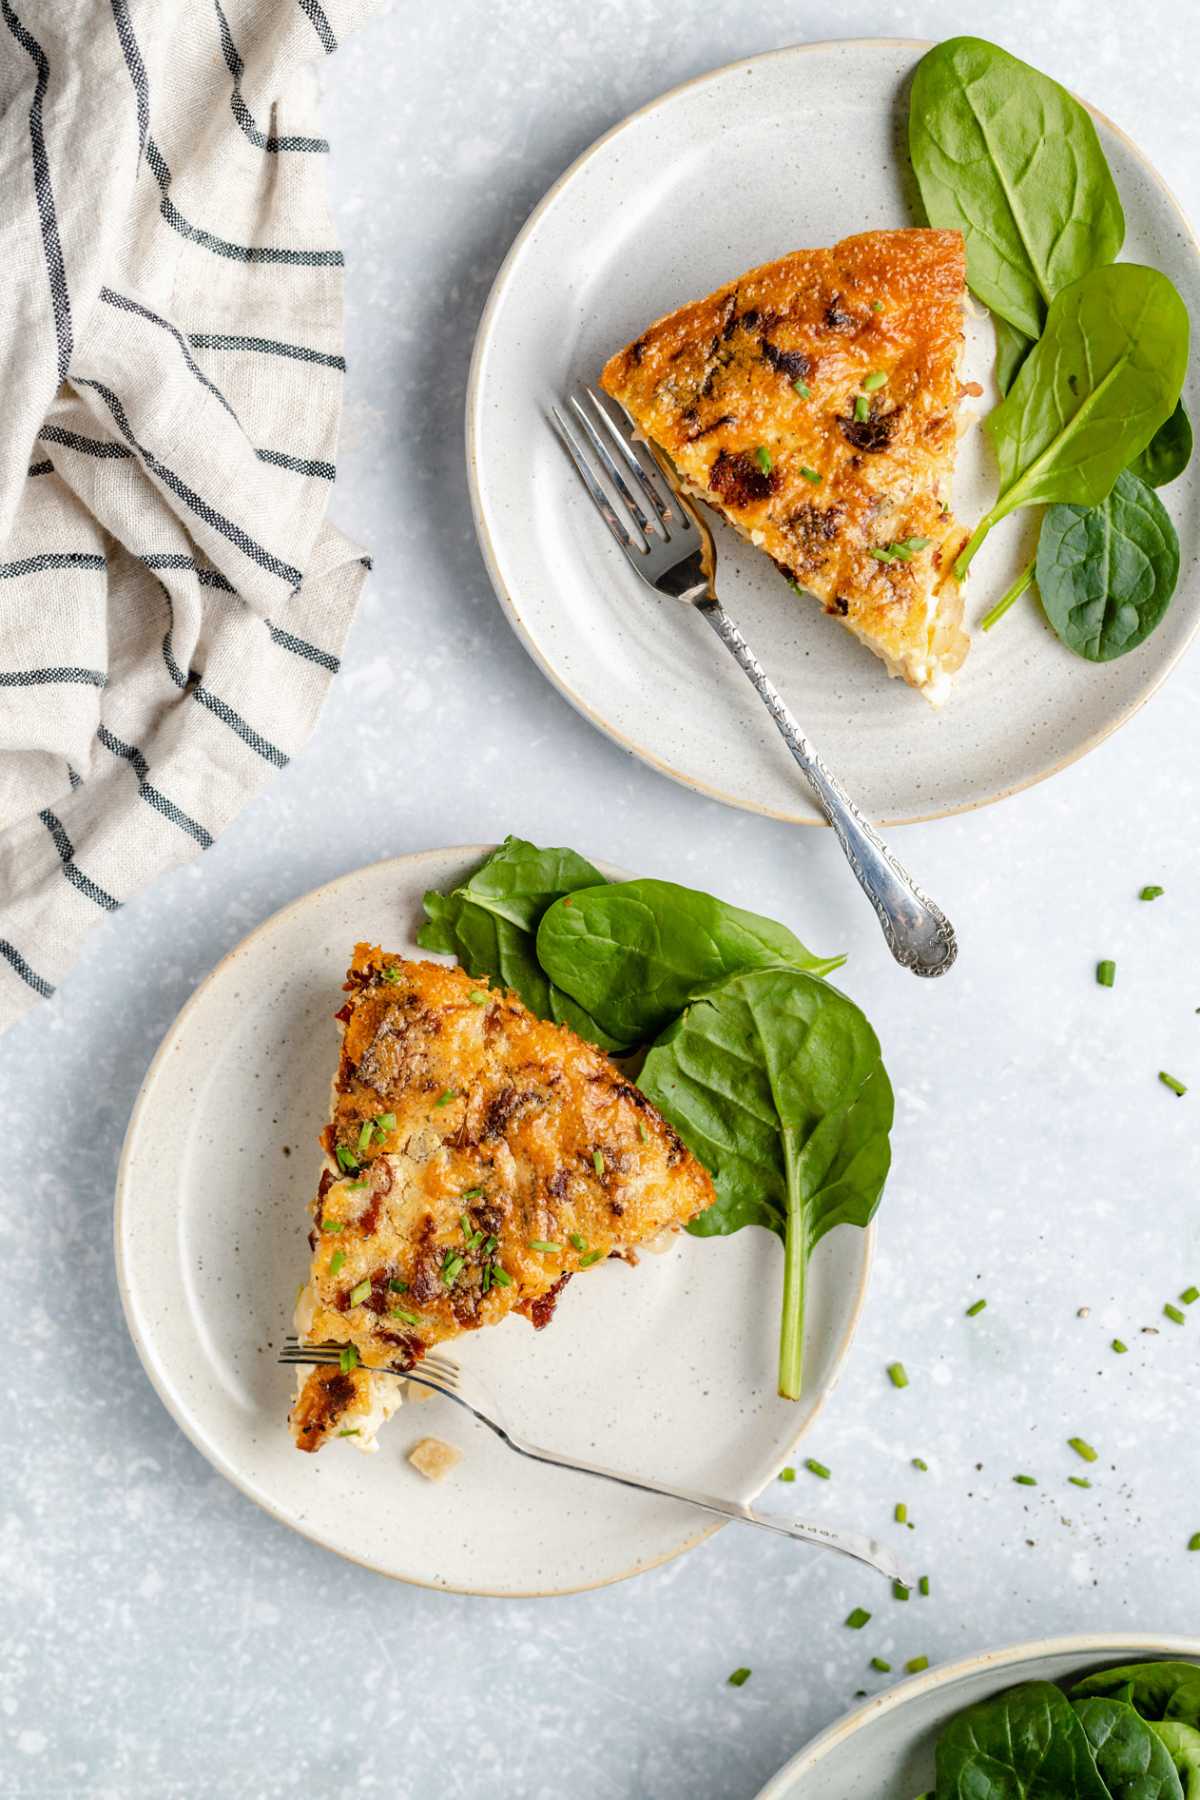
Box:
[756,1638,1200,1800]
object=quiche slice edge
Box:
[290,947,715,1453]
[600,228,973,704]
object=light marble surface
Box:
[4,3,1200,1794]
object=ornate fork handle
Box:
[697,598,957,978]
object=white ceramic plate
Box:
[468,39,1200,825]
[115,848,872,1596]
[757,1634,1200,1798]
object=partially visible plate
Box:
[115,848,872,1596]
[756,1634,1200,1798]
[467,38,1200,825]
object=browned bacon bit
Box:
[709,448,778,508]
[828,595,850,616]
[823,296,859,332]
[522,1272,572,1330]
[358,1191,383,1237]
[684,412,734,442]
[838,406,902,453]
[334,1002,353,1024]
[760,340,812,383]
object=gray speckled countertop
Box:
[4,3,1200,1795]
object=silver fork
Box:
[280,1338,905,1581]
[550,387,958,979]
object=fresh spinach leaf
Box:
[638,968,892,1400]
[1131,398,1193,488]
[934,1680,1112,1799]
[1073,1666,1200,1733]
[995,315,1033,396]
[1149,1725,1200,1800]
[910,37,1124,341]
[957,264,1189,576]
[536,877,844,1049]
[1073,1697,1185,1800]
[1036,469,1180,661]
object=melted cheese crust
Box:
[600,229,971,700]
[290,948,714,1451]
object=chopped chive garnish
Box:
[805,1458,831,1480]
[481,1265,492,1294]
[870,537,932,565]
[321,1218,344,1234]
[569,1232,587,1252]
[344,1179,368,1190]
[1097,960,1116,987]
[912,1457,928,1472]
[779,1467,796,1483]
[887,1363,909,1389]
[1159,1071,1187,1097]
[491,1266,512,1286]
[329,1250,346,1276]
[871,1656,892,1672]
[1069,1476,1092,1489]
[388,1278,407,1293]
[337,1428,361,1437]
[845,1608,872,1630]
[339,1345,358,1373]
[895,1503,908,1524]
[906,1656,929,1675]
[854,394,870,422]
[376,1112,396,1131]
[965,1299,987,1317]
[481,1236,498,1257]
[1189,1533,1200,1551]
[793,377,811,398]
[1112,1338,1128,1353]
[918,1575,930,1597]
[727,1668,751,1688]
[380,965,402,983]
[441,1254,464,1284]
[357,1120,375,1153]
[1140,885,1165,900]
[391,1308,420,1326]
[349,1280,371,1306]
[1068,1437,1098,1462]
[636,1122,649,1143]
[579,1250,602,1268]
[893,1581,910,1602]
[593,1149,606,1176]
[862,371,888,391]
[1013,1474,1038,1486]
[800,466,822,483]
[461,1187,483,1201]
[1164,1302,1186,1324]
[468,990,489,1005]
[334,1145,358,1173]
[433,1089,456,1108]
[529,1240,560,1254]
[754,445,772,474]
[1182,1286,1199,1305]
[460,1213,473,1239]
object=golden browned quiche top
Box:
[290,947,715,1452]
[600,229,972,702]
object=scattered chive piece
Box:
[491,1266,512,1286]
[329,1251,346,1276]
[460,1213,473,1239]
[754,445,772,474]
[845,1608,872,1630]
[1069,1476,1092,1489]
[728,1668,751,1688]
[343,1179,368,1190]
[337,1428,361,1438]
[1189,1533,1200,1551]
[894,1502,907,1524]
[636,1122,649,1144]
[441,1254,464,1284]
[334,1145,358,1173]
[579,1250,602,1268]
[793,377,811,398]
[529,1240,560,1254]
[388,1278,408,1294]
[805,1458,831,1480]
[887,1363,909,1389]
[1140,885,1165,901]
[1097,960,1116,987]
[461,1187,483,1201]
[569,1232,587,1252]
[1068,1437,1098,1463]
[321,1219,344,1234]
[965,1299,987,1317]
[468,990,489,1005]
[1182,1286,1199,1305]
[482,1236,498,1256]
[433,1089,456,1108]
[357,1120,375,1154]
[391,1308,420,1326]
[593,1149,606,1176]
[349,1279,371,1306]
[339,1345,358,1373]
[906,1656,930,1675]
[779,1467,796,1483]
[1112,1338,1128,1354]
[871,1657,892,1672]
[1159,1072,1187,1097]
[1164,1302,1186,1324]
[854,394,870,422]
[918,1575,930,1597]
[871,300,883,312]
[380,965,403,983]
[1013,1474,1038,1486]
[800,466,822,483]
[863,371,888,391]
[912,1458,928,1473]
[893,1581,910,1602]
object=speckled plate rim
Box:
[755,1632,1200,1797]
[113,847,875,1599]
[465,36,1200,828]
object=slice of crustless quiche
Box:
[601,229,973,703]
[290,946,715,1453]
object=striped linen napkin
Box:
[0,0,378,1033]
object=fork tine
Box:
[584,387,684,536]
[550,406,649,555]
[566,394,654,539]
